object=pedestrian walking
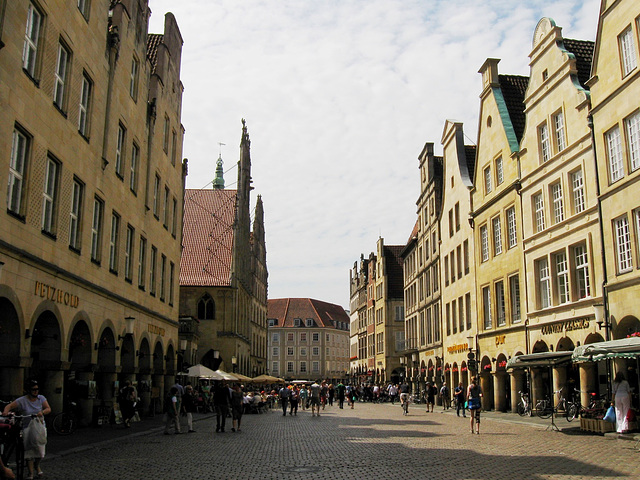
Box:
[454,382,466,417]
[320,381,328,410]
[388,384,398,404]
[300,385,309,410]
[290,386,300,415]
[336,382,346,409]
[426,382,436,412]
[467,376,482,434]
[328,384,335,406]
[279,384,291,416]
[182,385,197,433]
[230,384,244,432]
[213,380,231,433]
[612,371,632,433]
[118,380,136,428]
[164,386,181,435]
[440,382,450,410]
[2,380,50,480]
[309,381,322,416]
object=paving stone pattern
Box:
[39,404,639,479]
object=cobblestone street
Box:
[34,403,639,480]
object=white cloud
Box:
[149,0,599,308]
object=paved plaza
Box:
[37,403,639,480]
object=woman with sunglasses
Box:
[2,380,51,479]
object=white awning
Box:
[572,337,640,363]
[506,351,573,369]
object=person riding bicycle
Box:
[399,381,410,413]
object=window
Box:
[42,157,59,235]
[130,143,139,193]
[305,318,313,327]
[272,346,279,357]
[294,318,301,327]
[138,236,146,289]
[555,252,569,304]
[272,333,279,343]
[492,216,502,255]
[69,179,83,250]
[91,197,104,262]
[571,169,585,214]
[171,130,177,166]
[465,292,472,330]
[287,332,294,342]
[463,240,469,274]
[625,111,640,172]
[129,56,139,99]
[480,225,489,262]
[458,296,464,332]
[8,127,30,215]
[446,303,451,336]
[606,126,624,183]
[457,245,462,278]
[163,186,170,228]
[171,197,177,236]
[452,300,457,334]
[312,332,319,342]
[484,166,492,194]
[444,256,449,285]
[395,305,404,321]
[300,361,307,373]
[574,244,590,299]
[495,157,504,185]
[312,361,319,372]
[109,212,120,273]
[300,332,307,342]
[448,209,454,237]
[149,246,157,295]
[506,207,517,248]
[496,281,505,326]
[124,225,134,281]
[78,74,92,136]
[163,115,170,153]
[539,122,551,162]
[23,3,42,77]
[272,362,279,374]
[537,258,551,309]
[160,254,166,301]
[619,26,638,77]
[77,0,90,18]
[533,193,545,232]
[482,286,492,329]
[614,215,632,273]
[455,202,460,231]
[115,124,125,178]
[53,42,70,110]
[553,112,566,152]
[312,347,319,356]
[287,362,294,373]
[153,174,160,217]
[551,182,564,224]
[509,275,521,323]
[287,346,294,356]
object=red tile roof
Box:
[267,298,350,329]
[147,34,163,74]
[180,189,237,286]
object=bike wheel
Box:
[536,401,552,419]
[517,403,526,417]
[566,403,579,422]
[52,412,75,435]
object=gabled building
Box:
[472,60,528,411]
[0,0,185,422]
[267,298,350,382]
[401,143,443,394]
[439,121,477,397]
[518,19,602,409]
[349,254,369,380]
[179,120,268,378]
[588,0,640,396]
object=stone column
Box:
[531,368,545,405]
[137,373,152,415]
[493,372,507,412]
[153,373,165,414]
[0,365,26,399]
[43,369,65,415]
[552,365,567,410]
[510,370,526,412]
[578,362,596,408]
[76,370,95,427]
[480,373,493,411]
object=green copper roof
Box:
[213,154,225,189]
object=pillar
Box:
[76,370,95,427]
[137,373,152,415]
[42,369,64,415]
[153,373,165,414]
[578,362,596,408]
[493,372,507,412]
[552,365,567,410]
[510,370,525,412]
[0,366,25,399]
[480,373,493,411]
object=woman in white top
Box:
[612,371,632,433]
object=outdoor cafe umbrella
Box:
[215,369,239,381]
[251,374,281,383]
[232,373,253,382]
[181,364,221,379]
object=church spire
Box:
[213,142,225,189]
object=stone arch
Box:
[165,344,175,375]
[0,293,23,361]
[556,336,575,352]
[68,320,92,370]
[532,340,549,353]
[613,315,640,340]
[496,353,508,371]
[153,341,164,373]
[138,337,152,372]
[480,355,492,373]
[584,332,605,345]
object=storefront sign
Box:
[495,335,505,347]
[34,281,79,308]
[541,318,590,335]
[447,343,468,354]
[148,324,165,337]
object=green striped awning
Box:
[572,337,640,363]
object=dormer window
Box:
[294,318,301,327]
[306,318,313,327]
[268,318,277,327]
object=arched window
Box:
[197,293,215,320]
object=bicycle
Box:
[536,389,573,421]
[516,391,531,417]
[400,393,410,415]
[1,413,36,480]
[52,401,79,435]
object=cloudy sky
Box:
[148,0,599,310]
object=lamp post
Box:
[593,303,612,399]
[231,355,238,373]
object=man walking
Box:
[455,382,466,417]
[440,382,450,410]
[336,382,346,409]
[213,380,231,433]
[388,383,398,404]
[279,384,291,416]
[309,380,322,417]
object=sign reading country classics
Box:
[34,281,79,308]
[541,318,590,335]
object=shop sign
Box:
[495,335,505,347]
[148,324,165,337]
[447,343,468,354]
[541,318,589,335]
[34,281,79,308]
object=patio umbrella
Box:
[215,369,239,381]
[183,364,219,378]
[251,374,280,383]
[231,373,253,382]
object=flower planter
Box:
[580,417,615,433]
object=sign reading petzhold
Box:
[34,281,79,308]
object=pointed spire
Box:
[213,142,225,189]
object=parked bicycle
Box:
[51,401,79,435]
[0,413,36,480]
[516,391,531,417]
[535,389,575,421]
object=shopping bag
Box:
[626,409,636,422]
[24,417,47,451]
[603,405,616,423]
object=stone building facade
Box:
[0,0,185,423]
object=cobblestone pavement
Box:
[33,403,639,480]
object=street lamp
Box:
[118,316,135,341]
[231,355,238,373]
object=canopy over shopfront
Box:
[506,351,573,369]
[572,337,640,362]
